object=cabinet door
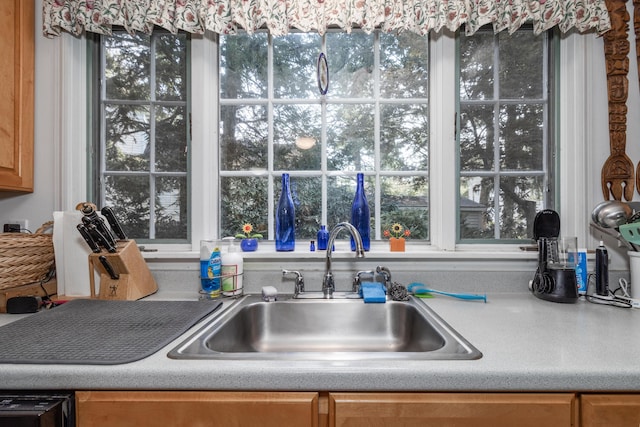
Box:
[76,391,319,427]
[0,0,34,192]
[329,392,576,427]
[581,394,640,427]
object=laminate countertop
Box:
[0,292,637,392]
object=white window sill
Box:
[140,241,538,263]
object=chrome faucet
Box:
[322,222,365,298]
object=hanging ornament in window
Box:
[317,52,329,95]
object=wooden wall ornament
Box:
[634,0,640,193]
[602,0,634,201]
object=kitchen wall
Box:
[2,0,640,284]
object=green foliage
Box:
[101,31,189,241]
[458,27,550,240]
[100,27,549,243]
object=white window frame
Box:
[51,29,593,259]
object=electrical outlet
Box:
[5,219,29,232]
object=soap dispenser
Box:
[221,237,243,296]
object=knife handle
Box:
[81,211,118,247]
[77,224,101,253]
[98,255,120,280]
[101,206,127,240]
[86,223,117,253]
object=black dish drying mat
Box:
[0,299,222,365]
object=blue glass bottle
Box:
[317,225,329,250]
[350,173,370,251]
[276,173,296,251]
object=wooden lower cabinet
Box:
[329,393,577,427]
[580,394,640,427]
[76,391,578,427]
[75,391,319,427]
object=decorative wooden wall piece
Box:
[602,0,634,200]
[634,0,640,192]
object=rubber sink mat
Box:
[0,299,222,365]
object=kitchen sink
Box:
[169,294,481,361]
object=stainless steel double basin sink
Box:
[169,294,481,361]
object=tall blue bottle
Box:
[350,173,370,251]
[276,173,295,251]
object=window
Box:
[93,27,554,246]
[95,31,190,242]
[458,28,554,241]
[219,31,430,241]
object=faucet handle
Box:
[353,270,376,292]
[375,266,392,288]
[282,269,305,295]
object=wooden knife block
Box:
[88,240,158,300]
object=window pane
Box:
[220,105,268,170]
[219,30,430,243]
[458,28,551,241]
[104,175,150,239]
[155,176,188,239]
[156,105,187,172]
[273,34,321,99]
[326,32,374,98]
[499,103,544,171]
[499,176,544,239]
[380,32,429,98]
[220,33,268,99]
[381,104,429,171]
[156,34,188,101]
[459,104,494,171]
[327,104,375,171]
[100,31,190,242]
[274,104,321,170]
[105,104,150,171]
[459,176,545,239]
[221,177,268,238]
[327,175,375,231]
[499,31,544,99]
[274,176,321,240]
[380,176,429,240]
[459,32,494,101]
[104,33,150,100]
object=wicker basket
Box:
[0,222,55,290]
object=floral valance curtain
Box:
[43,0,611,38]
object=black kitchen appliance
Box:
[0,392,74,426]
[530,210,579,303]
